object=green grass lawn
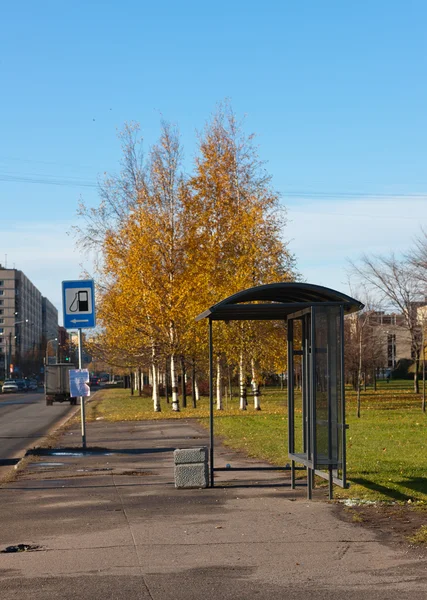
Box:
[87,381,427,503]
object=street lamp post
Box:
[0,333,12,379]
[1,319,30,377]
[1,334,7,380]
[13,319,31,376]
[45,338,58,366]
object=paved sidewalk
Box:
[0,419,426,599]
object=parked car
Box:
[2,380,19,393]
[25,379,38,391]
[89,376,100,387]
[14,380,28,392]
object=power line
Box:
[287,209,424,222]
[0,168,97,184]
[283,190,427,199]
[0,173,98,188]
[1,169,427,201]
[0,155,97,170]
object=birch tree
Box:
[188,104,295,409]
[351,254,424,393]
[111,122,190,411]
[78,107,296,411]
[408,230,427,284]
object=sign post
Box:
[69,365,90,447]
[62,280,96,449]
[78,328,86,448]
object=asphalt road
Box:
[0,390,74,470]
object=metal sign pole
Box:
[78,328,86,449]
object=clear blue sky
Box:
[1,1,427,319]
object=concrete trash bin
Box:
[174,447,209,488]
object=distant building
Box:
[368,311,412,369]
[0,266,58,375]
[417,304,427,326]
[42,297,59,342]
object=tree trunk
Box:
[373,367,377,391]
[165,359,170,403]
[181,355,187,408]
[423,344,426,413]
[357,333,362,418]
[171,354,180,411]
[239,353,247,410]
[363,371,367,391]
[152,362,161,412]
[216,355,223,410]
[414,355,420,394]
[228,364,233,402]
[251,358,261,410]
[138,367,142,397]
[191,358,197,408]
[130,372,134,396]
[195,378,200,403]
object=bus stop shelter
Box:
[196,282,363,499]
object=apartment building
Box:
[42,297,59,341]
[0,266,58,374]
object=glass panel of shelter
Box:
[287,305,346,499]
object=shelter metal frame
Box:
[196,283,363,499]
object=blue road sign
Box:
[62,280,96,329]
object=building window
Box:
[0,280,3,286]
[0,328,3,333]
[0,290,3,296]
[0,318,3,324]
[0,300,3,305]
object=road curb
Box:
[1,392,99,482]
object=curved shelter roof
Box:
[195,282,364,321]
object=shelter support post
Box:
[287,319,294,457]
[209,318,214,487]
[291,460,295,489]
[307,467,312,500]
[287,320,296,490]
[328,465,334,500]
[340,306,347,489]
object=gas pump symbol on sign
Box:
[62,280,95,329]
[69,291,89,312]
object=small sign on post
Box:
[69,369,90,399]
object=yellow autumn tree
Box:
[98,122,196,411]
[78,106,296,412]
[187,103,296,409]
